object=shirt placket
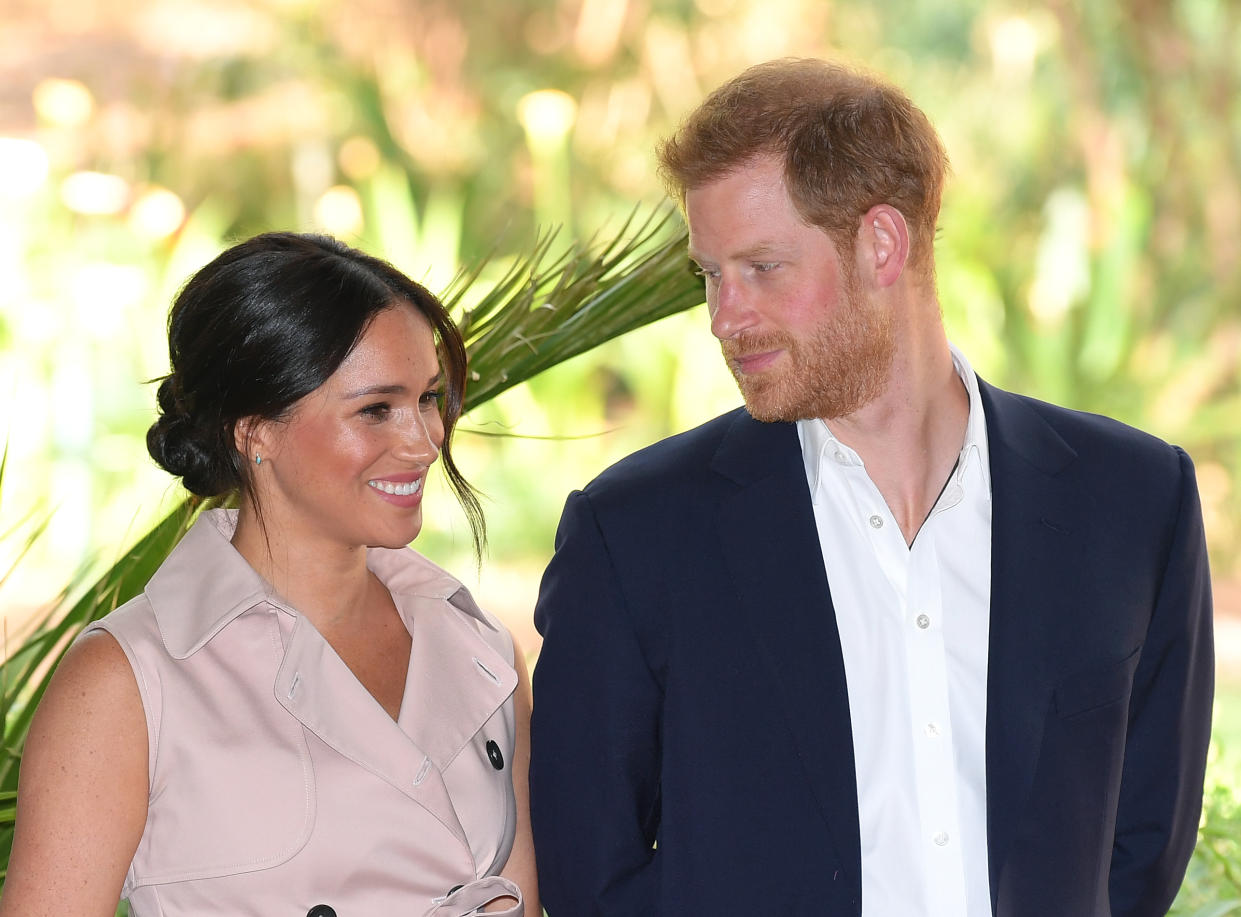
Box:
[904,526,969,910]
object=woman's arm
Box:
[494,641,539,916]
[0,630,148,917]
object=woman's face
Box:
[246,304,446,555]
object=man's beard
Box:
[721,278,895,423]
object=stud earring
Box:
[254,453,262,466]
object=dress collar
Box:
[145,508,493,659]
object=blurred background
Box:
[1,0,1240,903]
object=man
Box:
[529,58,1213,916]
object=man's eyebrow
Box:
[688,243,783,264]
[734,243,783,259]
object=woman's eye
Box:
[420,390,444,408]
[360,402,391,420]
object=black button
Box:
[307,907,336,917]
[486,739,504,770]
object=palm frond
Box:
[452,207,702,408]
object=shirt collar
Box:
[950,344,992,496]
[797,343,991,500]
[145,508,493,659]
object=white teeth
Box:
[368,479,422,496]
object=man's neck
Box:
[824,336,969,545]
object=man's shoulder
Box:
[582,406,796,501]
[992,382,1176,441]
[586,407,747,492]
[982,381,1186,477]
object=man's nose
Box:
[708,277,757,341]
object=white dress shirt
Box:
[797,346,993,917]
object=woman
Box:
[0,233,538,916]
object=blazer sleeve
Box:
[1109,446,1214,915]
[530,489,664,917]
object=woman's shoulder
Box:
[1,627,149,914]
[86,589,160,644]
[54,625,144,706]
[24,625,148,818]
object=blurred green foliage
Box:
[1173,743,1241,913]
[1,0,1238,586]
[0,0,1239,906]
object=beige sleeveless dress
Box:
[87,509,523,917]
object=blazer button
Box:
[307,906,337,917]
[486,739,504,770]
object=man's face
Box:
[686,155,894,422]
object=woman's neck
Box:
[230,503,376,631]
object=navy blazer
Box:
[530,380,1213,916]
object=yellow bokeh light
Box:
[989,16,1040,82]
[314,184,364,236]
[0,137,51,199]
[339,136,382,181]
[517,89,579,152]
[32,78,96,128]
[60,171,130,215]
[129,186,187,239]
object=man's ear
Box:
[860,204,910,288]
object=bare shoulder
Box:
[49,627,140,690]
[0,630,148,916]
[32,629,146,744]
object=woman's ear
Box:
[233,416,270,468]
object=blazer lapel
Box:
[711,410,862,893]
[979,380,1081,900]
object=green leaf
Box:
[453,207,702,408]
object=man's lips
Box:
[729,348,784,374]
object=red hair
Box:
[657,58,950,282]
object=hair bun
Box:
[146,376,234,496]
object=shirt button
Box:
[916,613,931,629]
[933,832,950,847]
[307,906,337,917]
[868,514,884,529]
[834,450,847,464]
[924,722,941,737]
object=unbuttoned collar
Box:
[798,343,992,501]
[145,508,494,659]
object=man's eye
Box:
[692,266,719,280]
[753,262,778,273]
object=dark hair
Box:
[657,58,949,283]
[147,231,484,553]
